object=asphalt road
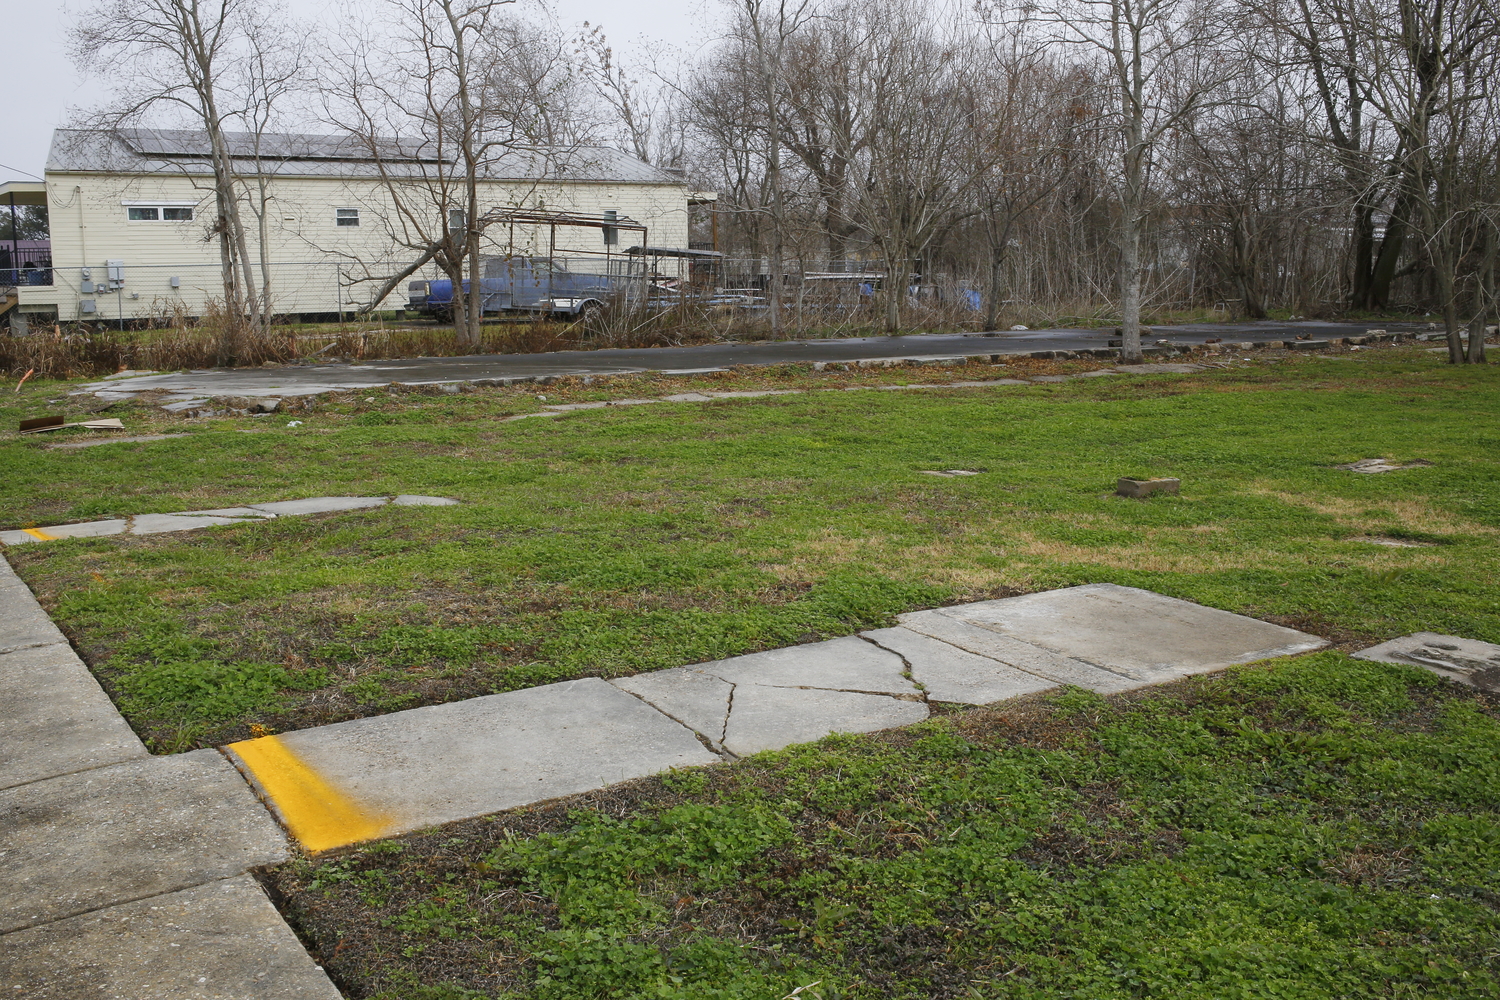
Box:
[79,320,1416,398]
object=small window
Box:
[128,207,159,221]
[448,209,465,235]
[336,208,360,227]
[602,209,618,247]
[163,207,194,221]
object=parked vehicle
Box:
[408,256,628,322]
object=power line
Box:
[0,162,44,181]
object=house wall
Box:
[33,170,690,322]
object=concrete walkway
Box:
[0,495,458,547]
[5,548,1493,996]
[221,584,1327,853]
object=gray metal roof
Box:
[46,128,680,185]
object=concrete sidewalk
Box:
[0,495,458,547]
[7,541,1491,997]
[0,557,341,998]
[221,584,1327,854]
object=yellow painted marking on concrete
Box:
[22,527,59,541]
[229,734,392,852]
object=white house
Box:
[4,128,700,330]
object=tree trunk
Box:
[1119,204,1144,361]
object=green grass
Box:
[1,348,1497,751]
[267,653,1500,998]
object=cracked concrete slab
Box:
[0,642,149,791]
[721,685,927,756]
[227,678,719,851]
[897,611,1145,692]
[0,875,342,999]
[0,563,68,653]
[862,626,1057,704]
[173,506,276,518]
[0,750,289,933]
[245,496,390,515]
[922,584,1326,682]
[1352,632,1500,691]
[391,494,462,506]
[697,636,918,696]
[611,667,733,749]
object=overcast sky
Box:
[2,0,708,184]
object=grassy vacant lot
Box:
[0,347,1496,753]
[266,653,1500,999]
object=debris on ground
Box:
[1335,458,1434,474]
[1116,476,1180,497]
[20,417,126,435]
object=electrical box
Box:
[80,299,96,314]
[79,267,91,280]
[106,260,125,285]
[169,276,180,288]
[81,279,94,294]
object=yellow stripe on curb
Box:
[228,735,392,852]
[22,527,58,541]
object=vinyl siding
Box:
[35,171,690,321]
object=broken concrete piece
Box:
[862,626,1057,704]
[611,667,734,749]
[721,685,927,756]
[920,469,982,477]
[391,494,462,506]
[0,749,289,933]
[1352,632,1500,692]
[0,642,149,790]
[1117,477,1180,498]
[1335,458,1434,474]
[0,875,343,1000]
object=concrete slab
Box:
[245,496,389,515]
[47,434,189,450]
[0,575,69,655]
[174,507,276,518]
[721,685,927,756]
[130,514,265,535]
[695,636,917,696]
[1352,632,1500,692]
[0,642,149,790]
[0,520,128,546]
[0,750,288,933]
[661,392,716,402]
[226,678,718,852]
[897,611,1145,693]
[391,494,461,506]
[862,626,1057,704]
[611,667,733,748]
[0,875,342,999]
[926,584,1327,681]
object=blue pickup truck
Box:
[407,257,623,321]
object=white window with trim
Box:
[125,203,195,221]
[336,208,360,227]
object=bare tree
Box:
[731,0,815,337]
[329,0,598,345]
[70,0,302,338]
